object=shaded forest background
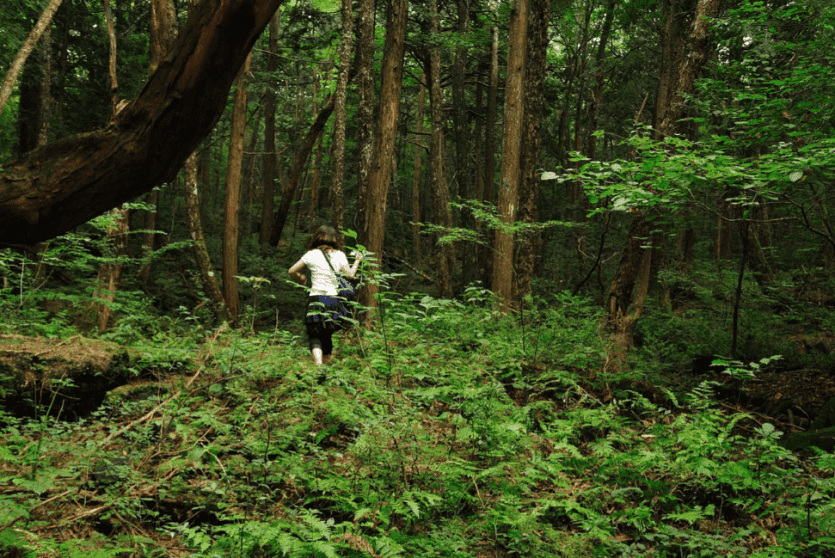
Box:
[1,0,835,556]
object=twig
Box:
[30,489,73,511]
[50,505,112,529]
[103,392,180,442]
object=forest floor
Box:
[1,291,834,558]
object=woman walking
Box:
[288,225,362,366]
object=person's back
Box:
[288,225,362,367]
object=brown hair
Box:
[307,225,341,252]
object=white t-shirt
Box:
[301,249,351,296]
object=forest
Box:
[0,0,834,556]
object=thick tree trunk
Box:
[659,0,722,138]
[0,0,286,245]
[0,0,64,117]
[222,55,251,322]
[515,0,550,303]
[411,77,426,260]
[260,12,280,246]
[428,0,454,298]
[329,0,353,234]
[492,0,528,310]
[184,152,228,321]
[607,215,652,325]
[357,0,408,315]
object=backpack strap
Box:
[319,248,339,277]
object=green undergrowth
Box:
[1,290,833,557]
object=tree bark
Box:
[307,127,325,227]
[36,20,53,147]
[492,0,528,310]
[411,77,426,260]
[260,12,280,246]
[0,0,64,117]
[222,55,251,322]
[0,0,286,245]
[428,0,454,298]
[184,151,228,321]
[659,0,722,139]
[452,0,476,287]
[357,0,408,315]
[95,0,129,334]
[584,0,615,161]
[241,105,263,244]
[515,0,550,303]
[479,11,500,287]
[329,0,353,234]
[140,0,178,284]
[354,0,376,216]
[606,0,722,370]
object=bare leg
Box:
[311,347,323,365]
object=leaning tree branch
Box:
[0,0,285,245]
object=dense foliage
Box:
[2,0,835,555]
[1,280,834,557]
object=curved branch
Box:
[0,0,284,245]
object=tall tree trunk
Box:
[241,105,263,244]
[515,0,550,303]
[411,77,426,260]
[307,127,325,226]
[222,55,251,322]
[198,142,211,224]
[0,0,64,117]
[453,0,478,288]
[260,12,280,246]
[653,0,680,138]
[357,0,408,315]
[95,0,129,333]
[570,3,592,271]
[585,0,615,161]
[492,0,528,310]
[479,9,500,287]
[184,152,228,321]
[330,0,353,234]
[472,69,484,273]
[354,0,376,215]
[659,0,722,139]
[607,0,722,369]
[428,0,454,298]
[37,20,53,147]
[140,0,177,284]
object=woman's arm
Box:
[288,258,308,286]
[342,251,363,279]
